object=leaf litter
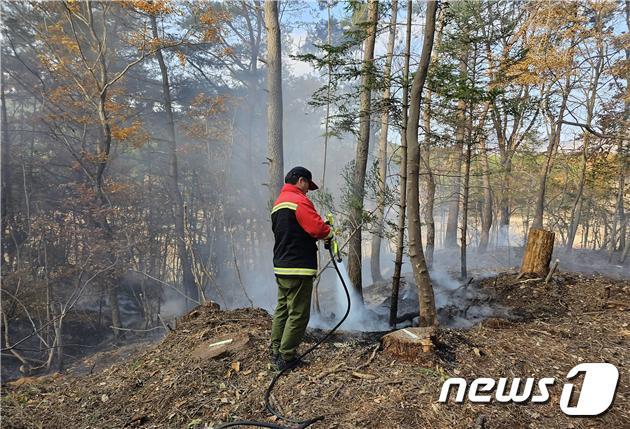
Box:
[2,272,628,429]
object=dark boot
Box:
[274,355,309,372]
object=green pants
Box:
[270,276,313,361]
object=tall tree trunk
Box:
[566,141,588,252]
[532,75,572,230]
[611,142,627,260]
[151,14,198,305]
[423,158,436,265]
[622,0,630,255]
[0,73,13,270]
[264,0,284,200]
[485,41,538,244]
[478,135,493,252]
[444,54,469,249]
[460,111,473,280]
[347,0,378,301]
[567,10,604,252]
[84,2,123,335]
[406,0,438,327]
[313,0,335,316]
[390,0,412,327]
[108,285,122,341]
[420,7,444,267]
[1,73,11,225]
[371,0,397,284]
[611,1,629,260]
[498,157,512,239]
[242,2,262,185]
[321,0,333,189]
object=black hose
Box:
[215,246,352,428]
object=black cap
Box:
[285,166,319,190]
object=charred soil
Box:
[2,272,629,429]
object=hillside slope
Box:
[2,273,629,429]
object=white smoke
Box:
[309,261,390,332]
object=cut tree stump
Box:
[520,228,555,277]
[191,332,250,360]
[382,327,435,359]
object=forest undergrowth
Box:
[3,271,628,429]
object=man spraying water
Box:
[270,166,333,371]
[217,169,348,428]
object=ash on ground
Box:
[5,271,627,429]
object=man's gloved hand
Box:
[324,238,332,250]
[324,215,334,250]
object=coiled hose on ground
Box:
[215,245,351,429]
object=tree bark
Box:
[321,0,333,189]
[151,14,198,305]
[611,1,629,260]
[0,72,15,272]
[478,135,493,252]
[264,0,284,201]
[420,7,444,267]
[54,312,64,372]
[422,159,436,265]
[406,0,438,327]
[532,60,573,230]
[84,2,123,334]
[390,0,413,327]
[109,285,122,342]
[498,157,512,234]
[520,228,555,276]
[566,141,587,252]
[485,39,538,243]
[1,72,11,225]
[371,0,397,284]
[444,54,469,249]
[347,0,378,301]
[460,114,473,280]
[314,0,335,316]
[610,141,627,259]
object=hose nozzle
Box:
[325,213,342,263]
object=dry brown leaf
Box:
[351,371,376,380]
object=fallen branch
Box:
[464,277,474,289]
[157,314,175,332]
[109,326,164,333]
[314,362,346,380]
[527,328,553,337]
[229,228,254,308]
[131,270,201,306]
[355,344,379,371]
[603,300,630,310]
[351,371,377,380]
[513,277,543,286]
[545,259,559,284]
[452,277,475,293]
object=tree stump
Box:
[191,333,250,360]
[382,327,435,359]
[520,228,555,276]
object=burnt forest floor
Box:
[2,272,629,429]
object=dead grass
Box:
[2,272,628,429]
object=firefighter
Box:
[270,166,333,371]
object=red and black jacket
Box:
[271,184,332,277]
